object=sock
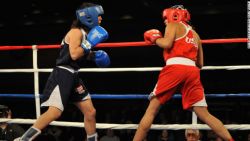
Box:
[87,133,98,141]
[20,126,41,141]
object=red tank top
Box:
[163,22,198,62]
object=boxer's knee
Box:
[85,108,96,121]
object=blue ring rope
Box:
[0,93,250,99]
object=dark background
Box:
[0,0,249,138]
[0,0,248,44]
[0,0,249,92]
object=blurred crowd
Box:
[1,103,250,141]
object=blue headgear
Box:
[76,5,104,29]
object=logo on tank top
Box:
[75,85,85,94]
[185,37,198,48]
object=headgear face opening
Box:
[162,5,190,23]
[76,5,104,29]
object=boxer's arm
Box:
[196,36,204,68]
[67,28,85,60]
[192,30,203,68]
[156,22,176,49]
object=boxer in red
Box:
[133,5,234,141]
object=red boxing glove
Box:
[144,29,163,44]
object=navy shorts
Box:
[41,66,90,111]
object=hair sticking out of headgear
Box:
[162,5,190,23]
[171,5,185,9]
[76,5,104,29]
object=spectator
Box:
[0,105,25,141]
[100,128,120,141]
[207,130,217,141]
[157,129,169,141]
[119,120,135,141]
[215,136,223,141]
[185,129,200,141]
[46,126,63,141]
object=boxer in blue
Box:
[15,2,109,141]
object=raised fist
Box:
[81,26,109,54]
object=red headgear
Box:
[162,5,190,23]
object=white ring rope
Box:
[0,118,250,130]
[0,65,250,73]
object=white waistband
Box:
[57,66,78,73]
[166,57,196,66]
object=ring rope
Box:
[0,38,247,50]
[0,65,250,73]
[0,118,249,130]
[1,93,250,99]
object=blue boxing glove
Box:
[87,26,109,46]
[81,26,109,54]
[93,50,110,67]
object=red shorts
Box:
[151,65,205,110]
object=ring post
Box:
[32,45,41,118]
[192,111,198,125]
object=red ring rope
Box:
[0,38,248,51]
